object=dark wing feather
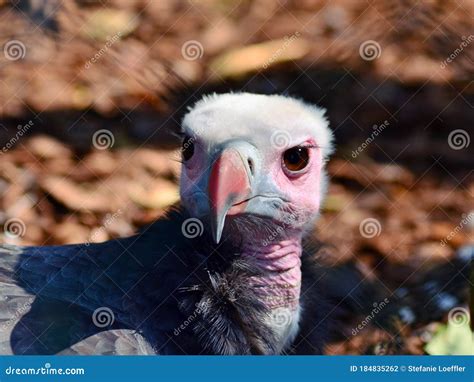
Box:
[0,208,195,354]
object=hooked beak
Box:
[208,148,252,243]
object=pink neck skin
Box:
[240,237,302,311]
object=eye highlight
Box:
[182,135,195,161]
[282,146,310,172]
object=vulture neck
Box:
[240,235,303,311]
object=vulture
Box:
[0,93,470,355]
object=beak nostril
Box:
[247,158,254,176]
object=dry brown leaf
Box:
[40,176,119,213]
[128,179,179,209]
[209,37,310,79]
[26,136,72,160]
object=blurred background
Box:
[0,0,472,354]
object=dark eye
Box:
[283,146,310,172]
[182,135,195,161]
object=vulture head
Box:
[180,93,333,245]
[178,94,334,351]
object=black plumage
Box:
[0,208,300,354]
[0,207,470,354]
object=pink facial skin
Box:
[180,134,326,310]
[268,139,323,223]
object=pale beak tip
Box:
[211,217,225,244]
